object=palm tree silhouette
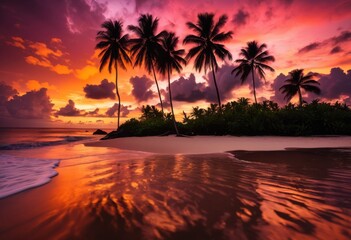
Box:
[128,14,167,115]
[280,69,321,107]
[184,13,233,107]
[232,41,275,104]
[96,20,131,129]
[158,32,186,135]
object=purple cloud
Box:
[317,67,351,99]
[232,9,250,26]
[170,74,206,102]
[0,82,18,105]
[298,31,351,55]
[56,99,82,116]
[162,64,266,104]
[6,88,53,119]
[203,64,265,103]
[330,46,342,54]
[130,75,156,102]
[332,31,351,44]
[298,42,321,54]
[86,108,99,116]
[269,73,289,105]
[105,103,131,117]
[84,79,116,99]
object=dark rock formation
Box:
[93,129,107,135]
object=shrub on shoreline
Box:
[109,101,351,138]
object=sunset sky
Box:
[0,0,350,128]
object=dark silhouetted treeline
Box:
[106,100,351,137]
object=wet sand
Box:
[85,135,351,154]
[1,144,350,240]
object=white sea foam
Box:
[0,155,60,198]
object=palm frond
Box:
[211,14,228,37]
[212,31,233,42]
[301,85,321,95]
[183,34,204,44]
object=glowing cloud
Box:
[75,64,99,80]
[29,42,63,58]
[25,56,72,74]
[7,36,25,49]
[26,80,57,91]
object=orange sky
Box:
[0,0,350,128]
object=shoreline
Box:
[85,135,351,154]
[1,144,350,239]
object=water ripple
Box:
[1,149,350,239]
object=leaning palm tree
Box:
[96,20,131,129]
[184,13,233,107]
[158,32,186,135]
[232,41,275,104]
[128,14,166,114]
[279,69,321,107]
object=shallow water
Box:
[0,128,95,149]
[0,144,350,240]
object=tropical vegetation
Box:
[231,41,275,104]
[280,69,321,106]
[183,13,233,107]
[96,20,131,129]
[128,14,166,114]
[114,101,351,137]
[95,13,350,137]
[157,32,186,135]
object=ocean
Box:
[0,128,104,198]
[0,128,350,239]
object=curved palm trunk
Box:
[251,64,257,104]
[151,63,164,115]
[115,62,121,130]
[211,60,221,108]
[167,65,180,135]
[298,87,303,107]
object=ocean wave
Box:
[0,136,90,150]
[0,155,60,198]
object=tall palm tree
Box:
[128,14,166,114]
[183,13,233,107]
[279,69,321,107]
[96,20,131,129]
[158,32,186,135]
[232,41,275,104]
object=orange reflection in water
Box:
[0,147,350,239]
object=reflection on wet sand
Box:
[0,148,350,239]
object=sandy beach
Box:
[85,135,351,154]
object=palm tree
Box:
[232,41,275,104]
[128,14,166,114]
[279,69,321,107]
[183,13,233,107]
[158,32,186,135]
[96,20,131,129]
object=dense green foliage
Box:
[116,100,351,137]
